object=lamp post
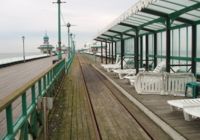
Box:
[22,36,25,62]
[53,0,65,60]
[67,22,71,59]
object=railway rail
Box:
[77,54,170,140]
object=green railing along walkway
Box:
[0,53,74,140]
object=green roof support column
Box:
[192,24,197,74]
[111,39,114,64]
[115,41,117,61]
[121,34,124,69]
[154,33,157,68]
[105,41,108,64]
[101,41,103,63]
[140,36,143,68]
[109,42,111,63]
[135,29,139,74]
[166,18,171,72]
[145,34,149,71]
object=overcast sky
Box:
[0,0,137,53]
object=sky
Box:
[0,0,137,53]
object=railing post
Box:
[6,105,13,137]
[38,79,42,96]
[22,93,28,140]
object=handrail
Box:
[0,58,65,112]
[0,54,74,140]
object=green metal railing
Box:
[0,54,74,140]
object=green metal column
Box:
[57,0,62,60]
[166,18,171,72]
[192,24,197,74]
[111,40,114,64]
[140,36,143,68]
[105,41,108,64]
[135,29,139,74]
[145,34,149,71]
[115,41,117,60]
[109,42,111,63]
[154,33,157,68]
[121,35,124,69]
[101,41,103,63]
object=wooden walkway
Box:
[0,56,57,99]
[49,54,171,140]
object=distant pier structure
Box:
[38,33,54,54]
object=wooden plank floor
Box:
[0,56,57,99]
[48,56,98,140]
[87,54,200,140]
[49,54,172,140]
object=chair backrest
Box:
[165,73,196,96]
[135,72,165,94]
[115,55,120,64]
[135,72,196,96]
[153,61,166,73]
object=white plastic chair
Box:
[167,98,200,111]
[125,61,166,86]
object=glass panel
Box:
[148,5,174,14]
[180,14,199,21]
[125,38,134,56]
[138,12,159,19]
[155,1,184,11]
[164,0,195,7]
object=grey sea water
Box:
[0,52,42,59]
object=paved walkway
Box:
[0,56,57,99]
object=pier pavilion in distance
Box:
[38,33,54,55]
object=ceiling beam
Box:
[102,34,121,40]
[119,22,155,32]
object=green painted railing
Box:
[0,54,74,140]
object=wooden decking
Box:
[89,54,200,140]
[0,56,57,99]
[49,54,171,140]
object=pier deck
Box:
[49,54,171,140]
[0,56,57,99]
[89,54,200,140]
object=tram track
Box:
[77,54,164,140]
[77,55,102,140]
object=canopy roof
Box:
[95,0,200,42]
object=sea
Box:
[0,52,49,66]
[0,52,42,60]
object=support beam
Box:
[108,30,135,37]
[192,25,197,74]
[101,41,103,63]
[141,8,194,25]
[109,43,111,63]
[102,34,121,40]
[140,36,143,68]
[154,33,157,68]
[121,35,124,69]
[112,41,114,64]
[119,22,155,33]
[166,18,171,72]
[145,35,149,71]
[105,41,108,64]
[115,41,117,61]
[135,29,139,74]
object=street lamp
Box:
[53,0,66,60]
[22,36,25,62]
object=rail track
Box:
[77,54,164,140]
